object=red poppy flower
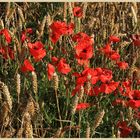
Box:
[47,63,55,80]
[100,81,119,94]
[109,51,120,61]
[50,21,67,35]
[119,80,133,98]
[80,68,98,83]
[72,32,93,45]
[73,6,83,18]
[0,29,11,44]
[75,43,93,60]
[21,28,33,43]
[72,72,81,77]
[109,35,120,43]
[50,21,74,43]
[117,121,132,137]
[66,23,75,35]
[73,32,94,66]
[76,103,91,111]
[30,48,46,62]
[50,32,61,44]
[0,46,14,60]
[26,28,33,34]
[51,56,59,65]
[122,80,132,88]
[21,59,35,73]
[71,84,83,96]
[100,44,112,55]
[93,86,101,96]
[28,41,44,49]
[116,61,128,70]
[76,75,87,85]
[99,68,113,83]
[57,58,71,74]
[132,90,140,100]
[130,34,140,47]
[28,41,46,61]
[127,99,140,108]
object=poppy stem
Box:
[55,89,63,129]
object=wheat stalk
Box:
[1,129,16,138]
[32,71,38,96]
[18,96,37,138]
[0,82,13,127]
[79,86,84,101]
[7,7,15,21]
[131,4,137,25]
[16,73,21,103]
[63,3,67,22]
[46,14,52,27]
[1,81,12,110]
[18,17,23,32]
[0,19,4,29]
[85,74,91,94]
[128,107,133,122]
[16,127,23,138]
[53,73,59,91]
[71,95,79,116]
[68,3,74,23]
[53,73,62,128]
[17,7,25,23]
[25,96,36,118]
[92,110,105,136]
[83,3,88,19]
[0,102,10,127]
[86,122,90,138]
[38,15,47,39]
[117,129,120,138]
[52,127,62,138]
[23,112,33,138]
[5,2,10,21]
[132,121,140,131]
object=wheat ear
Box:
[53,73,62,128]
[92,110,105,136]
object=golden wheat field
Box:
[0,2,140,138]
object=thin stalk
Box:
[55,89,63,128]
